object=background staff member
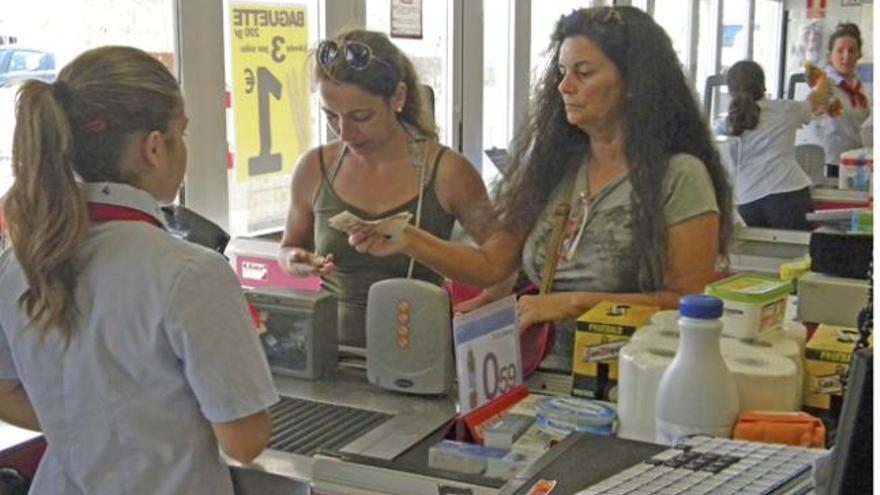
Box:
[0,46,278,495]
[816,23,870,178]
[353,7,732,360]
[717,60,830,230]
[278,30,498,347]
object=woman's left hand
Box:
[517,293,572,332]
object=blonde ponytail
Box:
[5,81,89,346]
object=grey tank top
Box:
[313,144,455,347]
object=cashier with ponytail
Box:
[716,60,831,230]
[0,46,277,494]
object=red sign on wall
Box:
[807,0,828,18]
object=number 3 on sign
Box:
[453,295,523,414]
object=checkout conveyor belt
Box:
[245,365,460,485]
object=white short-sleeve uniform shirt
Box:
[0,182,279,495]
[819,67,870,165]
[719,99,814,205]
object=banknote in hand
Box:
[328,210,413,239]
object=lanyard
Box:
[87,203,164,229]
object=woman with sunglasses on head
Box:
[0,46,278,494]
[278,30,499,347]
[814,23,870,178]
[353,7,732,363]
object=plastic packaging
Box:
[655,295,740,445]
[534,397,616,438]
[705,274,793,339]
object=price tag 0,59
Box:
[453,295,523,414]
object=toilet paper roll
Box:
[783,320,808,355]
[648,310,680,331]
[631,324,680,349]
[721,330,804,408]
[724,347,800,412]
[617,340,677,443]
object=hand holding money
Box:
[329,210,414,257]
[279,247,336,277]
[328,210,413,240]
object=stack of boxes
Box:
[803,324,871,412]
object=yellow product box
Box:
[803,324,872,410]
[571,302,659,400]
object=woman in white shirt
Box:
[818,23,870,178]
[718,60,826,230]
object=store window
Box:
[753,0,782,98]
[0,0,176,199]
[365,0,453,146]
[720,0,749,72]
[482,0,512,187]
[695,0,720,112]
[654,0,693,75]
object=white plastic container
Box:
[838,148,872,191]
[705,274,793,340]
[655,295,740,445]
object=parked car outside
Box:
[0,46,56,87]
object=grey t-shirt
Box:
[0,183,279,495]
[521,153,719,363]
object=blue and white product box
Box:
[427,440,509,475]
[483,413,534,449]
[453,295,523,414]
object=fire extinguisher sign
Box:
[807,0,828,18]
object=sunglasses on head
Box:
[317,40,393,72]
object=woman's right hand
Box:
[278,247,336,277]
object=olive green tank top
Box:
[313,143,455,347]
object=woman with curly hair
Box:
[353,6,732,363]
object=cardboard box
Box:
[803,324,872,410]
[572,302,658,399]
[483,413,533,449]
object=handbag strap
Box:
[538,176,578,295]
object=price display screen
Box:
[453,295,523,414]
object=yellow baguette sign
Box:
[229,3,311,182]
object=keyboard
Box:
[575,435,825,495]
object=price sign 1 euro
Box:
[453,295,523,414]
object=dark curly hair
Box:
[725,60,765,136]
[828,22,862,52]
[494,6,732,291]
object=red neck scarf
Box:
[87,203,164,228]
[839,79,868,109]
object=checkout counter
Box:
[247,364,507,495]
